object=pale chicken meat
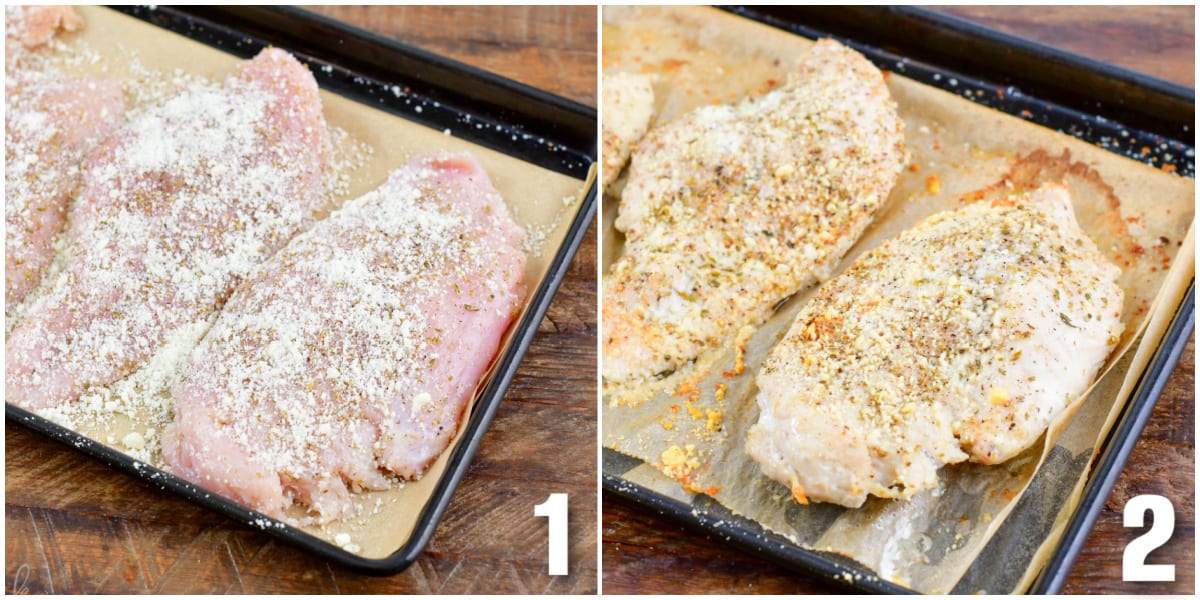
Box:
[5,5,82,68]
[603,39,906,386]
[6,48,330,410]
[5,77,126,309]
[4,6,121,309]
[601,71,654,187]
[162,153,526,522]
[747,183,1123,508]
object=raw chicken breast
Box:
[163,153,526,522]
[6,76,126,308]
[747,183,1123,508]
[601,71,654,187]
[5,5,81,66]
[6,48,330,410]
[603,39,905,385]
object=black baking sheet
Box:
[602,5,1194,594]
[5,5,597,575]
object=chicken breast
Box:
[601,71,654,187]
[747,183,1123,508]
[6,48,330,410]
[162,153,526,522]
[6,76,126,309]
[5,5,82,67]
[603,39,905,385]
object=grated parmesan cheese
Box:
[748,184,1124,507]
[163,153,527,524]
[7,48,332,412]
[603,39,907,390]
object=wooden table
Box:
[5,6,598,594]
[601,6,1195,595]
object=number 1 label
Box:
[534,493,568,576]
[1122,494,1175,582]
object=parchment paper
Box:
[600,6,1194,593]
[11,6,590,559]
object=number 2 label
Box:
[535,493,568,576]
[1122,494,1175,582]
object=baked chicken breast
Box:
[603,39,905,386]
[601,71,654,187]
[747,183,1123,508]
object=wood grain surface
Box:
[5,5,599,595]
[600,5,1195,595]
